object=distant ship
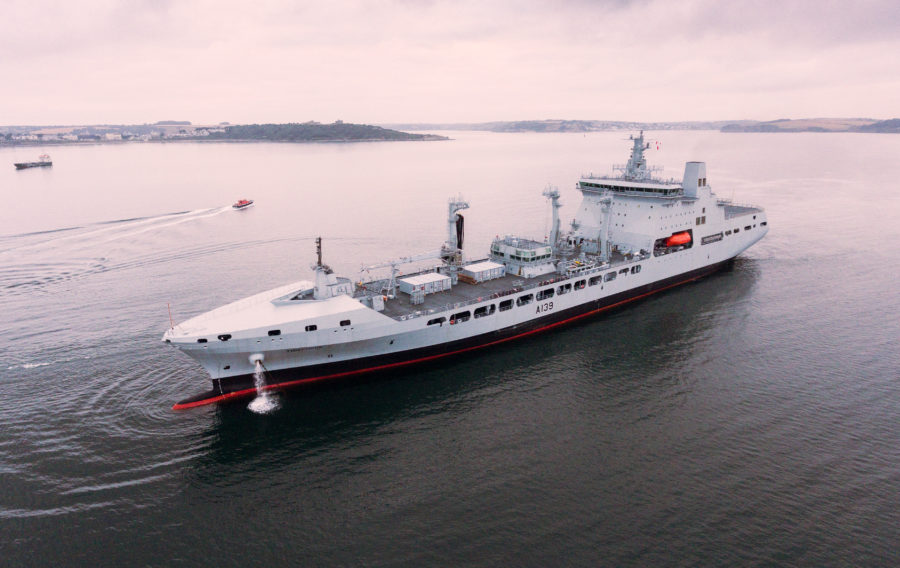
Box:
[164,132,768,409]
[232,199,254,209]
[14,154,52,169]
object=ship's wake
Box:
[0,206,260,295]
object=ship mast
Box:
[542,185,561,251]
[312,236,336,300]
[611,130,662,181]
[444,196,470,252]
[442,196,469,283]
[624,131,649,180]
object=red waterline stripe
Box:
[172,270,709,410]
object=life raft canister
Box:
[666,232,691,247]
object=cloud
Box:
[1,0,898,124]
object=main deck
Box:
[369,252,647,321]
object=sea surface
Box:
[1,132,899,566]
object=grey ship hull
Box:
[173,258,733,409]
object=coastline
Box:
[1,135,450,149]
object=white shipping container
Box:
[398,273,451,295]
[461,261,505,283]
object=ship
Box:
[163,132,768,409]
[14,154,52,169]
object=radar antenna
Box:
[612,131,662,180]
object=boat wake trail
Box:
[0,207,229,252]
[0,207,240,295]
[95,207,230,244]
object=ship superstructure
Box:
[164,133,768,409]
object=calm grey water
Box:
[1,132,899,566]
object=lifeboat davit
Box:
[665,231,691,247]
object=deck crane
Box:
[360,250,446,299]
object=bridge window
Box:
[268,329,281,336]
[557,283,572,294]
[537,288,554,301]
[499,299,513,311]
[604,272,617,282]
[575,280,586,290]
[197,338,207,343]
[631,265,641,274]
[305,324,317,332]
[745,225,751,231]
[217,334,231,341]
[517,294,534,306]
[340,320,351,327]
[589,275,602,286]
[427,317,446,326]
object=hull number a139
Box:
[536,301,554,314]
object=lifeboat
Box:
[232,199,254,209]
[665,231,691,247]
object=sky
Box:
[2,0,899,125]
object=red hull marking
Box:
[172,269,710,410]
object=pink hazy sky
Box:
[2,0,898,125]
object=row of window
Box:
[581,182,679,196]
[511,254,551,262]
[694,218,767,247]
[427,267,642,326]
[208,319,352,343]
[296,320,350,333]
[723,221,766,237]
[595,264,642,284]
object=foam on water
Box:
[248,360,279,414]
